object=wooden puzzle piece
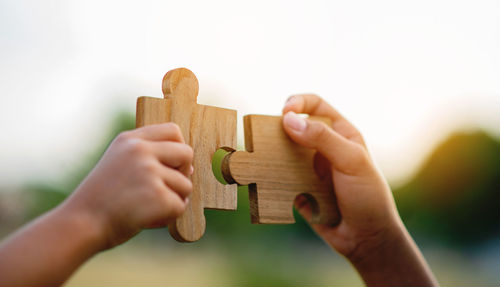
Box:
[136,68,237,242]
[221,115,341,225]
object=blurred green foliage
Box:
[394,131,500,247]
[24,112,500,250]
[24,111,136,219]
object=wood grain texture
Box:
[136,68,237,242]
[223,115,340,225]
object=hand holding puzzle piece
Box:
[136,68,340,242]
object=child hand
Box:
[0,123,194,286]
[282,94,398,259]
[282,94,438,287]
[66,123,193,248]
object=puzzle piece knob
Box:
[162,68,199,102]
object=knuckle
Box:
[150,182,164,199]
[176,144,194,162]
[180,177,193,196]
[183,145,194,161]
[142,180,165,206]
[165,122,182,137]
[171,170,192,196]
[307,93,320,101]
[139,159,159,175]
[309,121,330,140]
[125,138,149,155]
[185,178,193,193]
[349,145,370,167]
[116,131,134,142]
[157,183,170,199]
[156,185,175,211]
[170,201,186,217]
[303,94,322,112]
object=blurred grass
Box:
[65,236,363,287]
[65,238,498,287]
[10,111,500,286]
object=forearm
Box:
[349,220,439,287]
[0,200,105,286]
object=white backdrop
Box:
[1,0,499,186]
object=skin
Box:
[0,123,194,286]
[0,96,439,286]
[282,94,439,287]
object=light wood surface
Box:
[136,68,237,242]
[222,115,341,225]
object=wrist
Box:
[346,219,405,266]
[347,219,438,287]
[57,193,109,253]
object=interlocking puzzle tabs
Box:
[136,68,340,242]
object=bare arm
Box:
[0,123,193,286]
[347,220,438,286]
[0,202,104,286]
[282,94,438,287]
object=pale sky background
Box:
[0,0,499,188]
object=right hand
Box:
[282,94,401,261]
[282,94,439,287]
[64,123,194,248]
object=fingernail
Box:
[284,96,297,109]
[190,165,194,175]
[284,111,306,132]
[185,197,190,205]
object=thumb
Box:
[283,111,369,175]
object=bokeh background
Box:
[1,0,500,286]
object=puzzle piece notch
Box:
[221,115,341,225]
[136,68,237,242]
[162,68,199,103]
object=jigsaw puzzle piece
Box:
[222,115,340,225]
[137,68,237,242]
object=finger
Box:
[161,167,193,199]
[131,123,185,143]
[294,194,313,222]
[149,141,193,175]
[282,94,364,145]
[283,111,370,175]
[313,152,331,179]
[162,188,188,219]
[144,182,187,229]
[294,195,337,237]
